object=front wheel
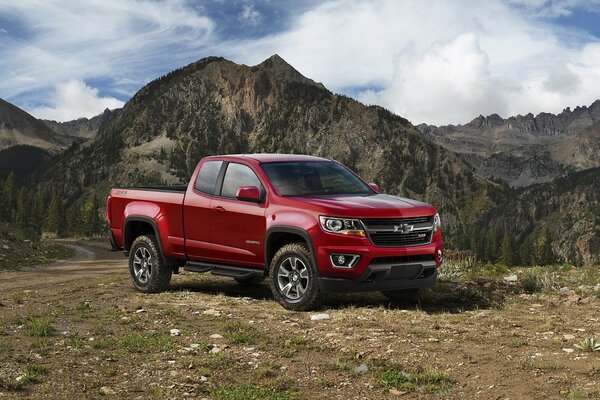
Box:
[269,243,321,311]
[129,235,172,293]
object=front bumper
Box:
[313,229,443,293]
[318,259,437,293]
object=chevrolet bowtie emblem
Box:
[394,224,414,234]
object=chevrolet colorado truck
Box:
[107,154,443,311]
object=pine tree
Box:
[46,193,63,236]
[500,232,519,266]
[535,229,555,265]
[5,172,16,222]
[0,180,8,221]
[15,187,28,227]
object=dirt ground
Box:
[0,241,599,399]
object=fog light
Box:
[330,253,360,268]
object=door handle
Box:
[213,206,225,214]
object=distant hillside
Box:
[0,145,52,181]
[0,98,69,152]
[43,108,119,140]
[418,101,600,186]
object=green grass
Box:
[65,332,86,349]
[19,313,54,337]
[372,361,453,394]
[210,385,297,400]
[93,332,173,353]
[0,376,24,392]
[20,364,48,384]
[229,330,255,345]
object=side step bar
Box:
[184,261,264,279]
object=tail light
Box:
[106,196,112,225]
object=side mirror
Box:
[236,186,261,202]
[368,183,380,193]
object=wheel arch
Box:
[265,226,318,274]
[123,216,175,266]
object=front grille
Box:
[368,231,432,246]
[362,216,432,230]
[362,216,434,247]
[371,254,435,265]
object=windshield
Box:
[261,161,373,197]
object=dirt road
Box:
[0,241,599,399]
[0,242,124,291]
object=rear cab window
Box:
[194,160,223,194]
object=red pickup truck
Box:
[107,154,443,310]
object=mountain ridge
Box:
[418,100,600,187]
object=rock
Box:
[562,348,575,353]
[199,376,208,383]
[566,292,581,304]
[354,363,368,374]
[135,308,146,313]
[1,245,9,250]
[170,329,181,336]
[389,388,406,395]
[209,334,224,339]
[100,386,116,395]
[559,287,570,294]
[503,275,518,282]
[203,309,222,317]
[310,313,330,321]
[580,296,596,304]
[563,334,576,340]
[209,346,221,354]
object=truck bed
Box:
[109,186,188,258]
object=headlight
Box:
[319,216,366,237]
[433,213,441,232]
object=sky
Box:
[0,0,599,125]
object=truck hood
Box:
[289,194,437,218]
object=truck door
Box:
[183,160,223,261]
[209,162,267,268]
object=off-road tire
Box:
[269,243,321,311]
[129,235,172,293]
[381,288,421,304]
[234,274,266,285]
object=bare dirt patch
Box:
[0,242,599,399]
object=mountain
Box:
[418,101,600,186]
[40,54,490,233]
[43,108,120,140]
[0,98,69,152]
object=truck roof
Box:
[211,154,330,163]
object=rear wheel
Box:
[234,275,266,285]
[129,235,172,293]
[269,243,321,311]
[381,288,421,304]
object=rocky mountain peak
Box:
[256,54,325,88]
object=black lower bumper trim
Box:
[318,261,437,293]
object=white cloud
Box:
[223,0,600,125]
[2,0,600,125]
[33,80,124,121]
[0,0,214,100]
[238,3,263,26]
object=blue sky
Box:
[0,0,599,124]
